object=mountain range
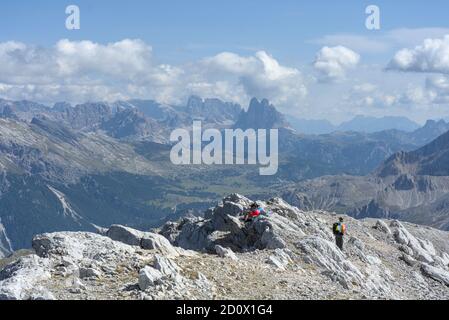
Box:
[1,96,449,257]
[283,129,449,230]
[290,115,423,135]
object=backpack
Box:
[333,222,346,235]
[332,223,340,235]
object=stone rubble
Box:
[1,194,448,300]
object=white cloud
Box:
[313,46,360,82]
[311,34,389,53]
[0,40,307,110]
[352,83,377,93]
[54,39,153,79]
[424,75,449,104]
[199,51,307,106]
[388,35,449,73]
[311,28,449,54]
[386,35,449,106]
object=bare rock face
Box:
[391,220,436,264]
[106,225,143,246]
[421,263,449,286]
[0,255,52,300]
[296,236,364,289]
[215,245,238,261]
[153,255,181,277]
[106,225,182,257]
[387,220,449,288]
[266,249,293,270]
[159,194,316,253]
[138,266,163,290]
[1,194,449,300]
[375,220,391,235]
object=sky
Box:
[2,0,449,124]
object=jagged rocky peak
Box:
[186,95,242,122]
[0,99,50,121]
[99,108,167,143]
[65,102,113,130]
[1,194,449,300]
[0,104,17,120]
[234,98,290,130]
[377,129,449,178]
[421,119,449,132]
[186,95,204,114]
[52,102,73,112]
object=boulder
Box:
[375,220,391,235]
[400,254,418,267]
[138,266,163,291]
[107,225,181,256]
[434,253,449,268]
[141,233,181,257]
[30,287,55,300]
[391,221,435,264]
[31,232,137,270]
[259,226,287,250]
[266,249,293,270]
[153,255,181,277]
[210,208,244,233]
[421,263,449,286]
[79,267,101,279]
[106,225,145,247]
[215,245,238,261]
[0,255,51,300]
[247,219,288,250]
[69,277,86,294]
[348,237,365,251]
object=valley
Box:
[1,96,449,257]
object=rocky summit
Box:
[1,194,449,300]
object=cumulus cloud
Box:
[386,34,449,105]
[311,28,449,54]
[0,39,307,109]
[0,39,185,103]
[347,82,440,109]
[198,51,307,105]
[388,35,449,73]
[313,46,360,82]
[352,83,377,93]
[311,34,389,54]
[54,39,154,79]
[351,92,398,109]
[424,75,449,104]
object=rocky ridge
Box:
[0,194,448,300]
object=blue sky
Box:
[2,0,449,63]
[1,1,449,123]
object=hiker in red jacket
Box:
[244,203,263,222]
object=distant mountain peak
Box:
[184,95,242,124]
[337,115,420,133]
[234,98,290,130]
[52,102,72,112]
[377,129,449,177]
[186,95,203,107]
